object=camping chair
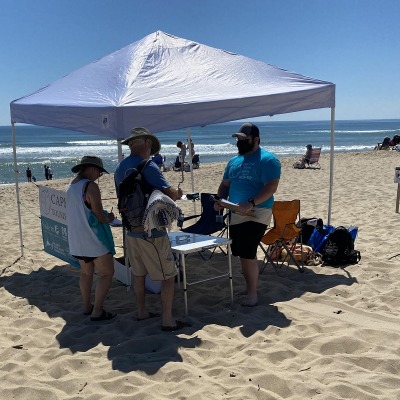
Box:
[305,147,322,169]
[179,192,228,260]
[259,199,305,276]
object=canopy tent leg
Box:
[117,140,124,161]
[12,122,24,257]
[328,107,335,225]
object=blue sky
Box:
[1,0,399,126]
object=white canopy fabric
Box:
[10,31,334,137]
[10,31,336,257]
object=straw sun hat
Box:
[71,155,109,174]
[121,127,161,156]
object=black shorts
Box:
[72,253,111,264]
[229,221,267,259]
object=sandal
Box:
[241,301,258,307]
[83,305,94,316]
[90,310,116,322]
[161,320,191,332]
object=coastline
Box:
[2,147,398,187]
[2,118,400,185]
[2,150,400,399]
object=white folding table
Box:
[168,232,233,316]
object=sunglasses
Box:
[129,138,146,145]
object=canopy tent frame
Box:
[10,31,335,256]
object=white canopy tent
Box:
[10,30,335,255]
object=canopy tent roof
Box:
[10,31,335,138]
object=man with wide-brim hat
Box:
[121,127,161,156]
[115,127,189,332]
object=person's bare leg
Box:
[160,277,176,327]
[133,275,148,319]
[240,257,259,306]
[79,260,94,314]
[91,253,114,317]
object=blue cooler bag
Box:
[308,225,359,253]
[307,225,335,253]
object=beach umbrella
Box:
[10,30,335,256]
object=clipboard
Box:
[211,196,255,217]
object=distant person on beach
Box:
[375,136,391,150]
[390,135,400,147]
[176,141,187,164]
[26,167,32,182]
[66,155,116,322]
[214,123,281,307]
[48,167,53,180]
[44,165,49,180]
[303,144,313,165]
[115,127,188,332]
[293,144,313,168]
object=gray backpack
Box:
[322,226,361,266]
[117,160,154,232]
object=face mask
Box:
[237,139,254,154]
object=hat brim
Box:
[71,163,109,174]
[121,134,161,156]
[232,133,248,138]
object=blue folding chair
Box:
[180,193,228,259]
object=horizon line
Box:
[2,118,400,129]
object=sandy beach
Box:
[2,150,400,399]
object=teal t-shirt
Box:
[223,148,281,209]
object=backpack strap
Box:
[137,159,150,173]
[137,159,155,194]
[82,180,92,209]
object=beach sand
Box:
[2,151,400,399]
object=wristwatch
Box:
[248,198,256,207]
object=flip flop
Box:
[161,320,191,332]
[137,312,160,321]
[241,301,259,307]
[83,305,94,316]
[90,310,116,322]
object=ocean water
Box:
[1,119,399,185]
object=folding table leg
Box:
[173,253,181,289]
[181,255,188,316]
[228,243,233,307]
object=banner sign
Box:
[38,186,131,285]
[39,185,79,267]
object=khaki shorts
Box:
[126,235,177,281]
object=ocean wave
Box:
[306,129,398,134]
[0,143,238,158]
[67,140,117,145]
[0,142,379,160]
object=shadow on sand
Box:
[0,253,356,374]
